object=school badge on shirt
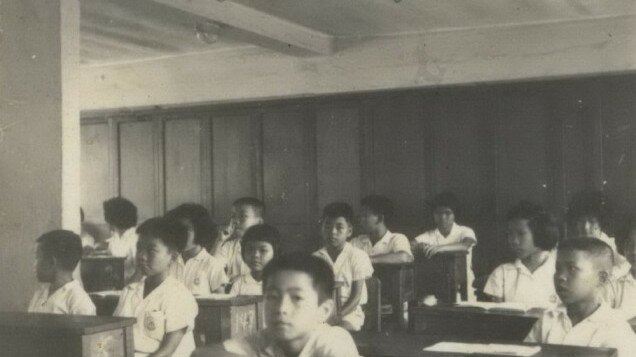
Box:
[144,314,156,331]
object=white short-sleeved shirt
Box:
[107,227,138,283]
[603,273,636,319]
[313,243,374,331]
[216,238,250,283]
[28,280,96,315]
[597,232,632,279]
[350,230,413,257]
[114,276,199,357]
[230,273,263,296]
[525,303,636,357]
[80,232,95,248]
[483,251,559,309]
[223,324,360,357]
[414,223,477,301]
[170,249,228,295]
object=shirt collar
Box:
[375,230,393,246]
[548,303,613,324]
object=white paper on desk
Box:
[195,293,237,300]
[92,290,121,297]
[424,342,540,356]
[455,301,529,312]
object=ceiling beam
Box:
[150,0,336,55]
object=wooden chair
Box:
[362,276,382,332]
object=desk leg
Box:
[124,326,135,357]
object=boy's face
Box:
[576,215,602,239]
[625,230,636,265]
[507,218,540,259]
[231,205,263,238]
[243,241,275,272]
[359,206,381,233]
[35,244,55,282]
[264,270,332,343]
[136,235,175,277]
[321,216,352,250]
[554,249,606,304]
[433,206,455,232]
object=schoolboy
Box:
[230,224,281,295]
[165,203,228,295]
[484,201,560,308]
[214,197,265,283]
[114,217,198,357]
[350,195,413,264]
[412,192,477,300]
[102,197,139,283]
[313,202,373,332]
[603,227,636,318]
[193,254,359,357]
[525,238,636,357]
[28,230,96,315]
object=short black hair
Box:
[36,230,82,271]
[506,201,560,250]
[103,197,138,230]
[241,224,281,259]
[567,190,611,230]
[233,197,265,218]
[165,203,217,247]
[361,195,394,225]
[263,253,335,302]
[322,202,354,225]
[430,192,460,217]
[136,217,188,253]
[558,237,614,270]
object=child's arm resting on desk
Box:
[149,327,187,357]
[423,237,475,258]
[370,251,414,264]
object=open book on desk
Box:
[425,341,540,356]
[455,301,530,313]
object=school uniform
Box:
[114,276,198,357]
[28,280,96,315]
[413,223,477,301]
[223,323,360,357]
[596,232,632,279]
[603,272,636,319]
[107,227,138,283]
[169,249,228,295]
[230,273,263,295]
[483,251,559,308]
[525,303,636,357]
[216,238,250,283]
[350,230,413,258]
[313,243,374,331]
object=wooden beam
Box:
[150,0,335,55]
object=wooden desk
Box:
[409,304,542,342]
[81,256,126,292]
[373,263,414,329]
[0,311,136,357]
[413,252,467,303]
[352,331,617,357]
[194,295,263,346]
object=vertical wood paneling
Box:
[80,122,111,222]
[119,119,157,222]
[164,118,203,210]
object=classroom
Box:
[1,1,636,356]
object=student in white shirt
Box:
[102,197,139,283]
[165,203,227,295]
[351,195,413,264]
[213,197,264,283]
[484,201,560,308]
[230,224,280,296]
[412,192,477,300]
[313,202,373,332]
[114,217,198,357]
[28,230,95,315]
[192,254,360,357]
[80,208,96,256]
[567,190,631,278]
[525,238,636,357]
[603,227,636,318]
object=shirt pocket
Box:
[142,309,166,341]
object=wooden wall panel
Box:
[118,119,158,222]
[262,111,316,252]
[80,122,112,222]
[315,105,361,212]
[164,118,204,211]
[211,114,261,224]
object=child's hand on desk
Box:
[422,244,441,258]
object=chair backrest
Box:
[362,276,381,332]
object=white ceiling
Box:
[81,0,636,65]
